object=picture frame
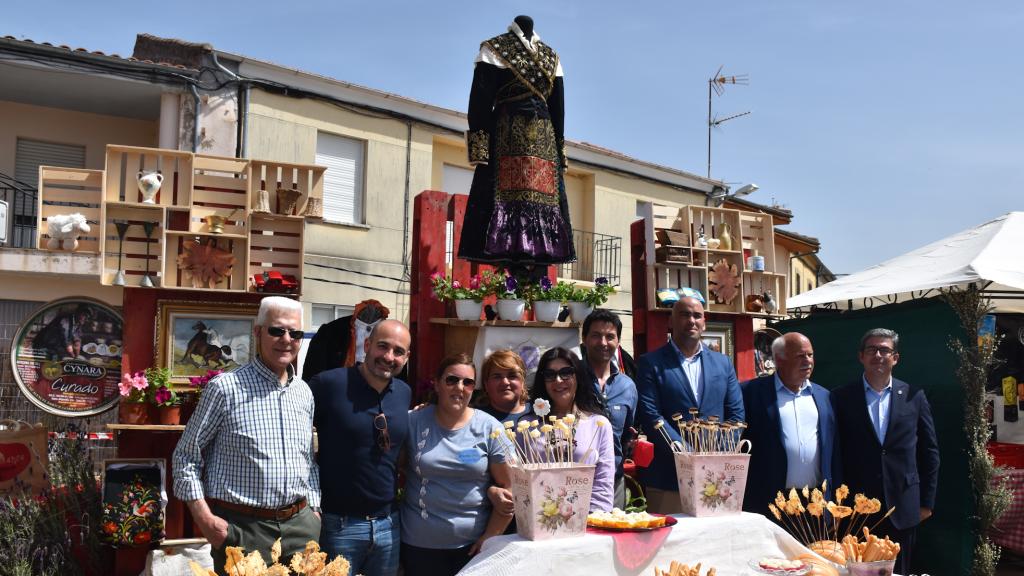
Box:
[701,321,735,364]
[155,300,258,385]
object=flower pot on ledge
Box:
[533,301,561,322]
[454,299,483,321]
[118,401,150,425]
[568,302,594,323]
[157,405,181,426]
[497,299,526,321]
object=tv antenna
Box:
[707,66,750,178]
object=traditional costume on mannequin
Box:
[301,299,390,381]
[458,19,576,266]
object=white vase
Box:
[137,170,163,204]
[497,299,526,321]
[533,301,561,322]
[569,301,594,323]
[454,299,482,321]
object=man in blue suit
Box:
[636,296,745,513]
[740,332,839,517]
[832,328,939,575]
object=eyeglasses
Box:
[266,326,304,340]
[541,367,576,382]
[443,375,476,388]
[373,412,391,452]
[863,346,896,357]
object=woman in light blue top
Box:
[400,353,513,576]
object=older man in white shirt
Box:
[739,333,840,516]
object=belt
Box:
[209,498,307,521]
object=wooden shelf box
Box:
[163,232,248,291]
[104,145,193,207]
[250,160,326,216]
[247,214,304,293]
[99,204,164,286]
[190,155,251,235]
[738,212,776,273]
[36,167,104,253]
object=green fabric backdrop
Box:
[776,298,972,575]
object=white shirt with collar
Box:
[475,21,565,76]
[774,374,821,489]
[670,339,703,404]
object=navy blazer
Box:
[831,377,940,530]
[739,375,839,515]
[636,342,745,490]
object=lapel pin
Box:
[898,390,903,396]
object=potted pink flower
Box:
[430,270,496,320]
[118,371,150,424]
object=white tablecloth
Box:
[459,512,809,576]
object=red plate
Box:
[586,514,678,532]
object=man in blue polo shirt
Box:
[579,309,638,509]
[310,319,412,576]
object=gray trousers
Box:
[209,503,321,575]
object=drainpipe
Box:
[209,51,247,158]
[188,84,201,152]
[401,120,412,275]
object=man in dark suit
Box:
[832,328,939,575]
[636,296,745,513]
[740,332,839,516]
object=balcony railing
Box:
[559,228,621,286]
[0,172,37,248]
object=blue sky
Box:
[5,1,1022,274]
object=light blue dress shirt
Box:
[863,376,893,444]
[670,339,703,403]
[774,375,821,489]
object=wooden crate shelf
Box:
[50,146,326,294]
[190,154,250,235]
[104,145,193,207]
[100,204,164,287]
[739,212,776,273]
[36,167,104,253]
[250,160,325,216]
[163,232,247,291]
[642,202,787,315]
[247,213,304,293]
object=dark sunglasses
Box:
[266,326,304,340]
[443,375,476,388]
[541,367,576,382]
[373,412,391,452]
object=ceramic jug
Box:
[718,221,733,251]
[137,170,163,204]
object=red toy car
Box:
[252,271,299,294]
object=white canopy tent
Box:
[788,212,1024,313]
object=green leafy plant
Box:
[573,277,616,307]
[495,274,524,301]
[526,277,574,303]
[430,270,497,302]
[145,367,179,407]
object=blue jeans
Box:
[320,511,399,576]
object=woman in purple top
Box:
[529,347,615,512]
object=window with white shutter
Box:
[316,132,365,225]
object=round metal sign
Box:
[9,297,124,417]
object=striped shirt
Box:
[173,359,321,509]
